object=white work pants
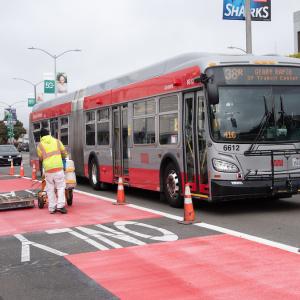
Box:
[45,170,66,211]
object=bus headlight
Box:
[212,159,239,173]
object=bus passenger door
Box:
[183,91,207,195]
[183,93,198,192]
[196,91,208,196]
[112,105,128,179]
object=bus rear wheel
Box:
[89,158,101,190]
[163,163,183,208]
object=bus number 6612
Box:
[223,145,240,152]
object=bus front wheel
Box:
[163,163,183,208]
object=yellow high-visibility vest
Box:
[37,135,67,173]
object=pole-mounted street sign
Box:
[28,97,36,107]
[44,80,55,94]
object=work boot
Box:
[56,207,67,214]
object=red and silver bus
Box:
[30,53,300,207]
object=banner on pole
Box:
[56,72,68,94]
[223,0,271,21]
[44,80,55,94]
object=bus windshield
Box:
[209,86,300,143]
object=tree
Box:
[0,121,8,144]
[13,120,26,141]
[289,53,300,59]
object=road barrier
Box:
[114,177,126,205]
[19,161,24,177]
[179,183,195,225]
[9,160,14,176]
[31,162,37,181]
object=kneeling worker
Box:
[37,128,68,214]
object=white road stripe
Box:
[195,223,299,254]
[14,234,67,262]
[74,189,115,203]
[14,234,30,262]
[46,228,108,250]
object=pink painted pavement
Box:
[67,234,300,300]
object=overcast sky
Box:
[1,0,300,129]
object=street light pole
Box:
[245,0,252,54]
[227,46,247,54]
[28,47,81,97]
[12,78,43,102]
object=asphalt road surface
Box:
[4,152,300,248]
[1,152,300,299]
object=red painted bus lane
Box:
[0,190,159,237]
[0,178,39,193]
[67,234,300,300]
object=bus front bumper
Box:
[211,178,300,201]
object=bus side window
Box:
[41,120,50,131]
[85,111,96,145]
[33,122,41,143]
[159,95,179,145]
[133,99,155,144]
[97,108,110,145]
[50,118,59,139]
[60,117,69,145]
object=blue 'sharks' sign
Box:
[223,0,271,21]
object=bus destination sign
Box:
[222,66,300,85]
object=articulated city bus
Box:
[29,53,300,207]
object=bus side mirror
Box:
[207,82,219,105]
[198,71,219,105]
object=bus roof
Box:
[32,52,300,112]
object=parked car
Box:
[0,145,22,166]
[18,142,29,152]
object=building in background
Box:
[294,11,300,53]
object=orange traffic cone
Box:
[9,160,14,176]
[179,183,195,225]
[113,177,126,205]
[32,162,37,180]
[19,161,24,177]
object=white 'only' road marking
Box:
[74,189,300,255]
[19,176,299,255]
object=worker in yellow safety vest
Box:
[37,128,68,214]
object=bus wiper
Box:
[248,96,272,153]
[277,95,288,137]
[278,95,285,126]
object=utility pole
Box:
[12,78,43,103]
[245,0,252,54]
